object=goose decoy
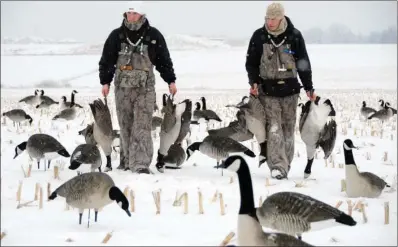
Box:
[174,99,193,145]
[18,89,41,106]
[69,144,102,175]
[52,91,79,121]
[35,90,58,109]
[385,102,397,115]
[163,143,186,169]
[360,101,377,119]
[2,109,33,129]
[378,99,385,111]
[299,96,337,179]
[233,95,267,167]
[199,96,222,122]
[13,133,70,170]
[59,90,83,110]
[156,96,187,173]
[219,155,314,246]
[89,98,114,172]
[48,172,131,227]
[78,123,121,152]
[207,110,253,142]
[367,102,393,124]
[186,135,255,175]
[343,139,391,198]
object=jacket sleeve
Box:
[245,29,263,86]
[152,28,176,84]
[98,29,119,86]
[293,30,313,91]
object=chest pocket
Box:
[259,36,297,80]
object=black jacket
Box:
[98,18,176,85]
[245,16,313,94]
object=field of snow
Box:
[1,44,397,90]
[1,44,397,246]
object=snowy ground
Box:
[1,45,397,246]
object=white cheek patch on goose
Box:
[228,159,241,172]
[118,201,123,208]
[343,143,351,150]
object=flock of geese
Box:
[1,89,396,245]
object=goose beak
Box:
[125,209,131,217]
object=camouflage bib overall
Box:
[114,39,156,172]
[258,34,300,178]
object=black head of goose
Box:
[343,139,391,198]
[219,155,315,246]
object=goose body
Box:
[385,102,397,115]
[156,96,187,172]
[89,98,114,172]
[299,97,337,179]
[13,133,70,170]
[199,97,222,122]
[220,155,314,246]
[343,139,391,198]
[256,191,357,239]
[36,90,58,109]
[208,110,253,142]
[18,89,41,106]
[186,135,255,168]
[2,109,33,126]
[360,101,376,118]
[69,144,102,174]
[368,103,393,122]
[48,172,131,225]
[78,123,120,148]
[163,143,186,169]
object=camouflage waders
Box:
[258,37,301,178]
[114,41,155,173]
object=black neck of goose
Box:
[71,92,75,105]
[344,148,356,166]
[195,103,200,111]
[201,98,207,110]
[237,160,255,215]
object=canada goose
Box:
[219,155,314,246]
[163,143,186,169]
[69,144,102,175]
[59,90,83,110]
[234,95,267,167]
[200,96,222,122]
[256,191,357,240]
[385,102,397,115]
[35,90,59,109]
[378,99,385,110]
[18,89,41,106]
[78,123,121,152]
[207,110,253,142]
[360,101,377,119]
[174,99,193,145]
[343,139,391,198]
[367,102,393,123]
[299,96,337,179]
[48,172,131,227]
[52,92,78,121]
[152,116,163,131]
[186,135,255,175]
[89,98,114,172]
[156,96,187,173]
[13,133,70,170]
[2,109,33,129]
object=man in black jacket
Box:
[98,5,177,174]
[246,2,316,180]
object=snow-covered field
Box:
[1,44,397,246]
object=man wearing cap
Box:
[246,2,316,180]
[98,3,177,174]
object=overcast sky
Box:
[1,1,397,42]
